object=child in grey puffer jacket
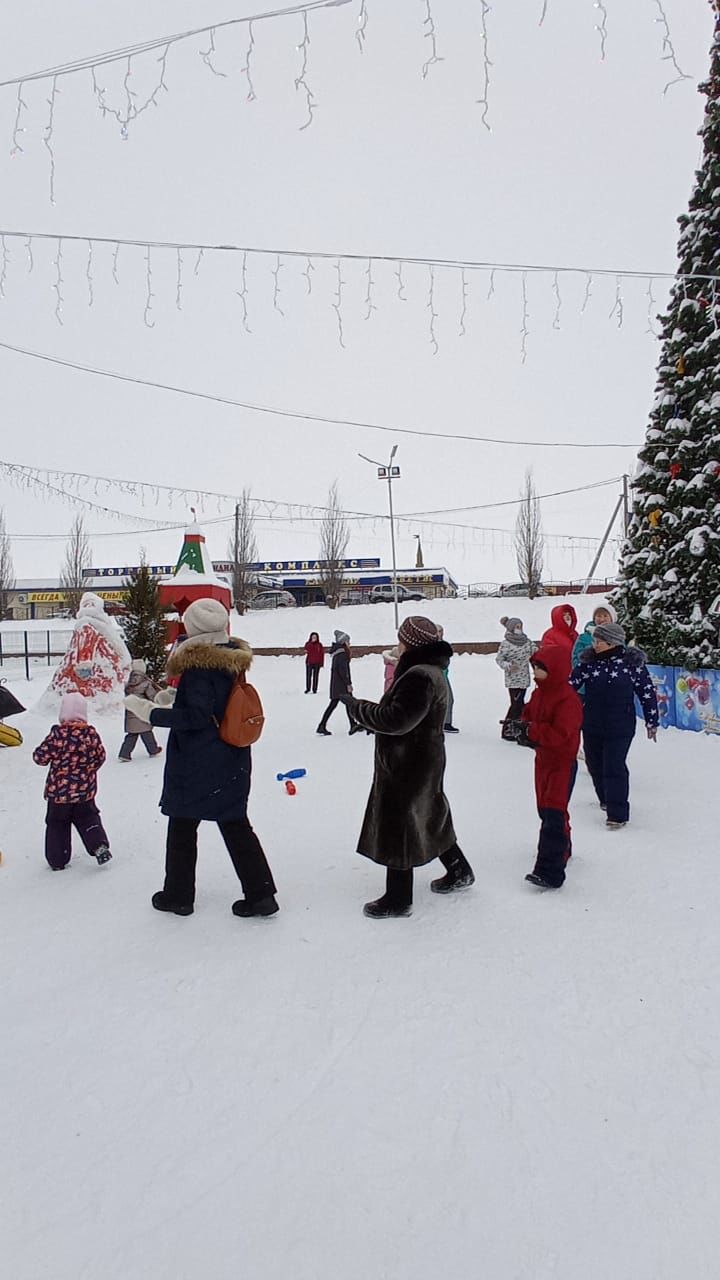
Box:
[119,659,163,760]
[495,617,536,740]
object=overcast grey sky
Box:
[0,0,713,584]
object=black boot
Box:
[232,895,279,917]
[316,726,331,736]
[431,847,475,894]
[152,890,194,916]
[363,868,413,918]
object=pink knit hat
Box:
[59,692,88,723]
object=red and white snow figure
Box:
[45,592,131,712]
[159,518,232,645]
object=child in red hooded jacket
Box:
[540,603,579,678]
[515,645,583,889]
[33,692,112,870]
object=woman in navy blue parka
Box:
[126,598,277,918]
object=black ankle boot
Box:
[152,890,194,916]
[232,895,279,917]
[431,852,475,894]
[363,894,413,918]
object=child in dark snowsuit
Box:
[33,692,111,870]
[516,645,583,889]
[317,631,360,735]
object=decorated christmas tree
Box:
[614,12,720,668]
[122,563,168,680]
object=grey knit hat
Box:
[593,621,626,647]
[334,630,350,645]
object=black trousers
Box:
[45,800,109,869]
[318,698,353,730]
[305,663,321,693]
[163,816,277,908]
[384,843,472,906]
[502,687,526,738]
[583,731,634,822]
[533,808,571,888]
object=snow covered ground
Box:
[2,629,719,1279]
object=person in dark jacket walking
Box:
[569,620,658,829]
[515,645,583,889]
[126,598,278,918]
[119,659,163,760]
[317,631,360,735]
[303,632,325,694]
[540,603,579,677]
[33,692,112,869]
[343,616,473,917]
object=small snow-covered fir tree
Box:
[614,13,720,667]
[122,563,168,679]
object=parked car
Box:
[249,590,297,610]
[498,582,546,597]
[369,584,429,604]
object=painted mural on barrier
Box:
[642,666,720,735]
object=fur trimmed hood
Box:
[167,637,252,678]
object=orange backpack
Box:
[218,672,265,747]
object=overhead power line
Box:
[0,339,638,449]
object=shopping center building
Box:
[5,559,458,620]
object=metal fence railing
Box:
[0,630,74,679]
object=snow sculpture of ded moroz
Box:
[44,592,131,711]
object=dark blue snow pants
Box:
[583,731,635,823]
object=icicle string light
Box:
[646,278,657,336]
[1,230,712,285]
[427,265,439,354]
[86,239,95,307]
[477,1,492,131]
[593,1,609,61]
[609,274,624,328]
[272,254,285,315]
[420,0,444,80]
[112,242,121,285]
[52,238,64,325]
[200,28,227,77]
[395,262,407,303]
[356,0,369,50]
[364,257,377,320]
[520,271,530,363]
[581,272,593,314]
[303,254,315,294]
[652,0,692,94]
[143,246,155,327]
[294,11,317,129]
[459,268,468,337]
[176,248,183,310]
[552,270,562,330]
[237,251,252,332]
[25,236,33,273]
[43,76,59,202]
[333,257,346,348]
[487,269,496,301]
[0,236,9,299]
[10,83,27,156]
[241,21,258,102]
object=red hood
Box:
[531,643,572,689]
[549,603,578,637]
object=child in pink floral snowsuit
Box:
[33,693,112,870]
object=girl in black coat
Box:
[316,631,361,735]
[344,616,474,917]
[126,598,277,918]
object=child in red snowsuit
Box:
[33,692,111,870]
[540,603,579,678]
[516,644,583,889]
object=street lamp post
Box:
[358,445,401,631]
